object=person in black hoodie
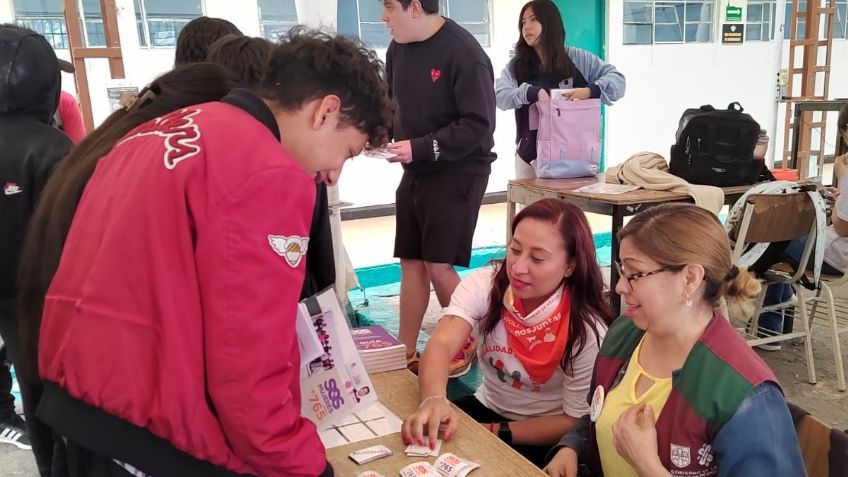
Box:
[0,24,72,462]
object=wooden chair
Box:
[789,402,848,477]
[730,192,818,386]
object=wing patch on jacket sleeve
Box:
[268,235,310,268]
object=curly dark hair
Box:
[207,34,273,88]
[259,28,393,148]
[398,0,439,13]
[175,16,243,65]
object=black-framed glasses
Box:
[614,261,681,288]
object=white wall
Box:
[0,0,263,124]
[0,0,12,21]
[605,1,848,177]
[2,0,845,205]
[0,0,523,208]
[294,0,337,30]
[205,0,261,36]
[606,3,779,168]
[336,0,527,208]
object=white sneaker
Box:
[0,415,31,450]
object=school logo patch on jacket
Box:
[268,235,310,268]
[670,444,691,468]
[118,108,202,169]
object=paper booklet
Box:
[575,182,641,195]
[351,325,407,374]
[298,287,377,430]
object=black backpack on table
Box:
[669,102,763,187]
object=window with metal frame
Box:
[623,1,715,45]
[784,0,807,40]
[258,0,298,42]
[356,0,390,48]
[747,0,777,41]
[134,0,203,48]
[440,0,490,47]
[12,0,106,49]
[835,0,848,39]
[354,0,491,49]
[79,0,106,46]
[780,0,847,40]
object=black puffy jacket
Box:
[0,26,72,298]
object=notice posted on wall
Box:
[722,24,744,44]
[106,85,139,112]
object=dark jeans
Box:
[451,394,552,468]
[0,345,14,422]
[52,439,134,477]
[759,283,795,334]
[0,296,54,476]
[759,237,843,333]
[0,297,18,422]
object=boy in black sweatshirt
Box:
[381,0,496,376]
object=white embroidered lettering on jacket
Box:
[118,108,203,169]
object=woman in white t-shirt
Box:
[400,199,612,467]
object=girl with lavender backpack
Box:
[495,0,625,179]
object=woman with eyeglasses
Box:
[544,203,805,477]
[401,199,611,468]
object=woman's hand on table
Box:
[612,404,670,477]
[543,447,578,477]
[401,396,458,450]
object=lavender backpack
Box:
[528,96,602,178]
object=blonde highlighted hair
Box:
[618,203,761,316]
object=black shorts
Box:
[394,171,488,267]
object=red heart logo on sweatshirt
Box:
[430,68,441,82]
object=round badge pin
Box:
[589,385,605,422]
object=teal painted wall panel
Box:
[552,0,604,58]
[552,0,607,169]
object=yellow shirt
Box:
[595,337,673,477]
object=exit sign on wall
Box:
[726,5,743,22]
